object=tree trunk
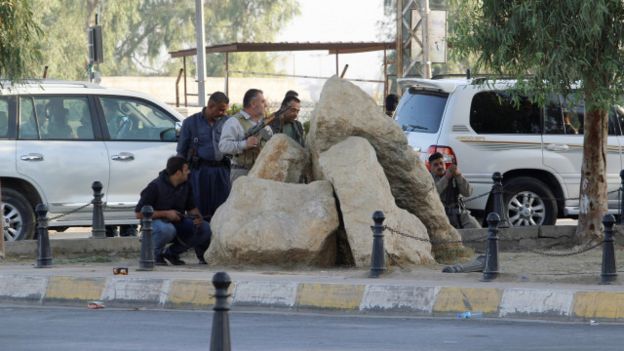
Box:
[575,100,609,242]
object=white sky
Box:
[274,0,388,99]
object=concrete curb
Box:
[1,273,623,322]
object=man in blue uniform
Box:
[135,156,211,265]
[177,92,231,263]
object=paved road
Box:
[1,305,621,351]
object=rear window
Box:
[470,92,541,134]
[395,89,448,134]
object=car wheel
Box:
[503,177,557,226]
[2,188,36,241]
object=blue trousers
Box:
[190,165,231,221]
[151,218,211,257]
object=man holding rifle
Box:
[219,89,273,182]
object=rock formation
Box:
[207,177,339,266]
[319,136,434,266]
[307,76,463,256]
[248,134,310,183]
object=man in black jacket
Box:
[135,156,211,265]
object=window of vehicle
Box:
[470,92,541,134]
[0,97,10,138]
[394,88,448,133]
[18,96,94,140]
[99,96,176,141]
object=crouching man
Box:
[429,152,481,229]
[135,156,211,265]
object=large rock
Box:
[207,177,339,266]
[248,134,310,183]
[319,137,434,266]
[308,76,462,256]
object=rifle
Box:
[243,107,286,140]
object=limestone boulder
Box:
[319,136,434,267]
[207,177,339,266]
[308,76,462,254]
[248,134,310,183]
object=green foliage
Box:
[226,103,241,116]
[450,0,624,110]
[0,0,43,81]
[30,0,299,80]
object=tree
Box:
[29,0,300,80]
[0,0,43,259]
[451,0,624,240]
[0,0,43,81]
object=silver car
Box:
[0,80,182,240]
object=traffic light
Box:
[88,26,103,64]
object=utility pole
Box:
[195,0,207,107]
[396,0,446,80]
[421,0,431,79]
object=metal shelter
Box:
[169,41,395,107]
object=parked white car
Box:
[395,76,624,226]
[0,80,182,240]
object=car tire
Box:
[2,188,36,241]
[503,177,557,226]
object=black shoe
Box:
[197,255,207,265]
[162,252,186,266]
[155,254,168,266]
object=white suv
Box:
[395,77,624,226]
[1,80,182,240]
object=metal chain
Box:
[48,201,93,221]
[384,224,604,257]
[527,240,603,257]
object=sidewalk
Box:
[2,230,624,323]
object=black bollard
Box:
[601,214,617,284]
[35,204,53,268]
[491,172,510,228]
[482,212,500,282]
[369,211,386,278]
[91,181,106,238]
[137,205,154,271]
[210,272,232,351]
[620,170,624,225]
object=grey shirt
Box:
[431,172,473,209]
[219,110,273,156]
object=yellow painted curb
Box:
[168,280,235,308]
[297,283,365,310]
[574,292,624,319]
[433,287,502,314]
[45,276,105,301]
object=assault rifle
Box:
[243,107,286,140]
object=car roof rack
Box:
[0,79,103,90]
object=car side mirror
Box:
[160,127,177,142]
[175,121,182,140]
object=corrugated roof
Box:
[169,41,396,58]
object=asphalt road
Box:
[1,305,621,351]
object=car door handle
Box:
[20,153,44,161]
[545,143,570,151]
[111,152,135,161]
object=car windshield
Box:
[394,89,448,133]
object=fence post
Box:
[491,172,510,228]
[620,170,624,225]
[91,181,106,239]
[601,214,617,284]
[482,212,500,281]
[210,272,232,351]
[35,204,53,268]
[369,211,386,278]
[137,205,154,271]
